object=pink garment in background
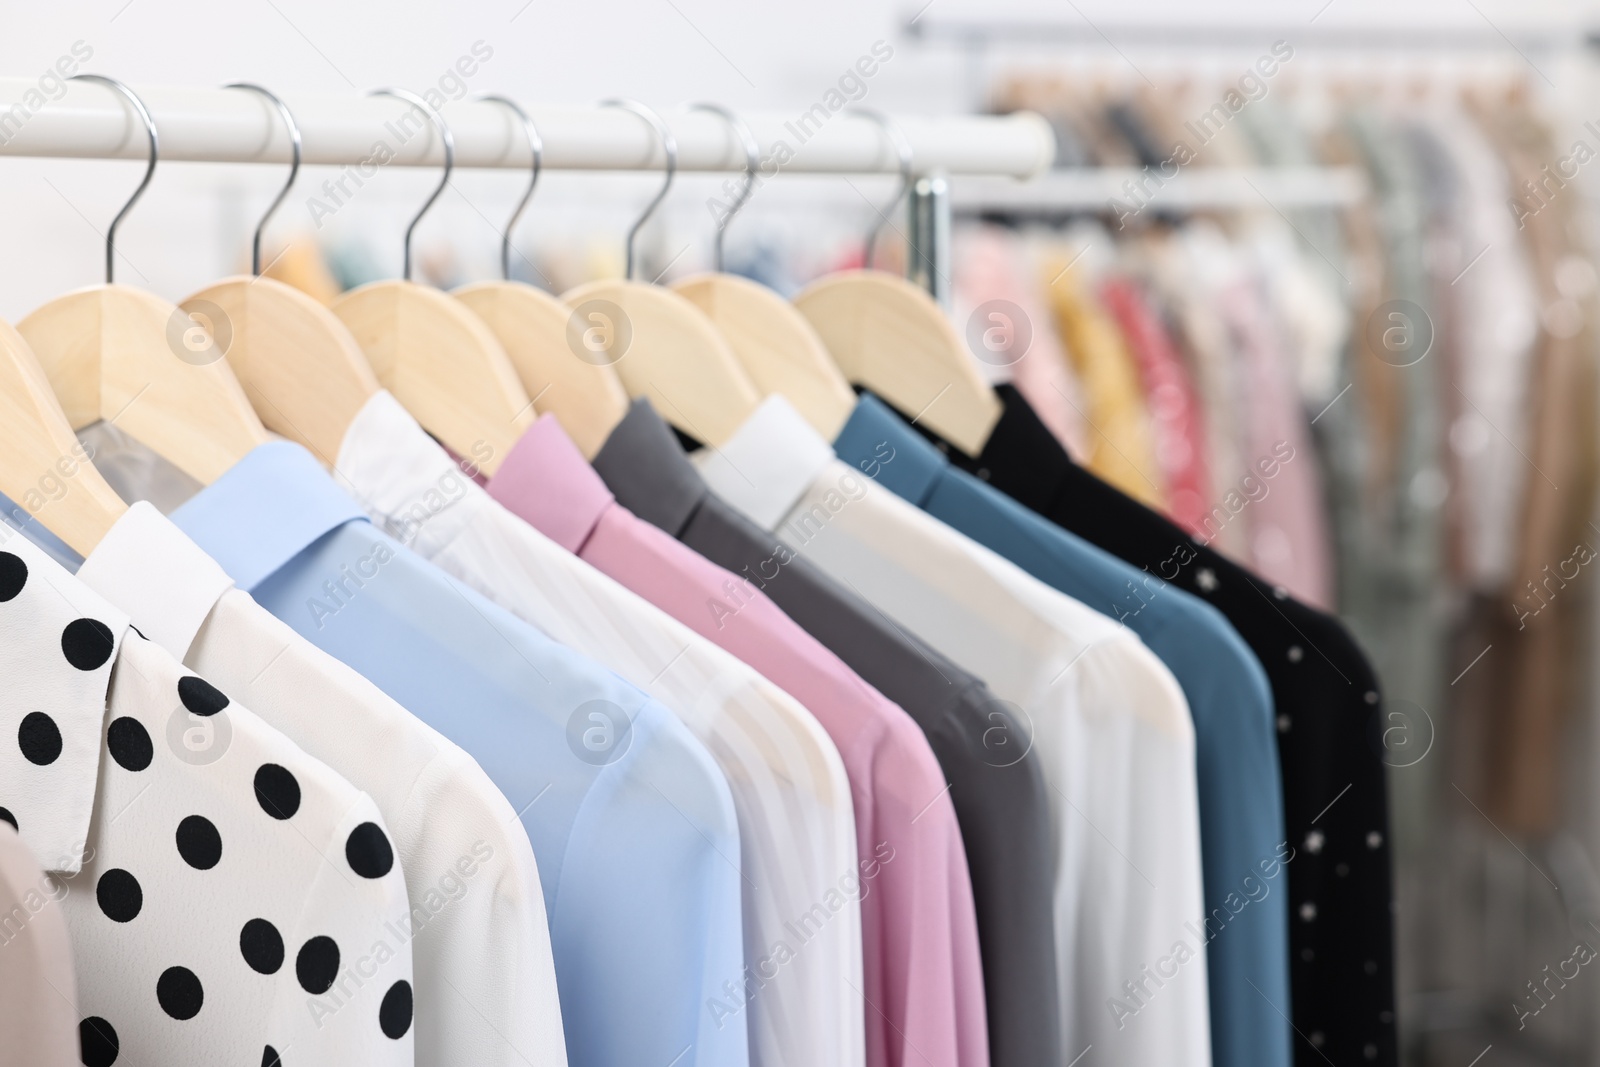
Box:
[1098,275,1213,538]
[1218,278,1333,609]
[487,416,989,1067]
[955,226,1088,460]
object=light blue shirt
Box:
[172,441,749,1067]
[834,396,1290,1067]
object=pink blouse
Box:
[486,416,989,1067]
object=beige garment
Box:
[1041,250,1168,512]
[1468,99,1600,836]
[0,824,78,1067]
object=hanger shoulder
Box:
[18,285,272,486]
[454,281,630,460]
[561,279,761,447]
[332,280,533,475]
[794,269,1001,455]
[184,276,379,469]
[672,273,857,441]
[0,318,127,555]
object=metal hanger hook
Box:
[848,107,913,270]
[473,94,543,282]
[600,99,676,281]
[224,82,302,276]
[369,87,454,282]
[70,74,158,285]
[689,103,759,272]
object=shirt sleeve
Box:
[549,704,749,1067]
[278,792,416,1066]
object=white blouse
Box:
[0,530,414,1066]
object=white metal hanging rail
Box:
[0,78,1055,178]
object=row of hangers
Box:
[1,75,1005,558]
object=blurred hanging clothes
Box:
[1145,228,1254,566]
[1181,221,1335,608]
[1041,232,1169,513]
[1466,94,1600,837]
[953,225,1089,460]
[1332,109,1449,847]
[1097,270,1213,538]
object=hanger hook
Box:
[224,82,302,276]
[473,94,542,282]
[369,87,454,282]
[600,99,676,281]
[847,107,913,270]
[689,103,759,273]
[70,74,158,285]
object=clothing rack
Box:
[902,16,1584,55]
[0,77,1055,305]
[950,166,1368,218]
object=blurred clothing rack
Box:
[950,167,1368,218]
[902,15,1586,55]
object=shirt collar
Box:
[693,394,836,530]
[78,501,236,662]
[170,440,368,593]
[333,390,493,555]
[939,383,1072,510]
[0,528,128,875]
[486,415,614,554]
[592,399,709,536]
[831,392,947,504]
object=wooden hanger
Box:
[330,88,532,475]
[452,96,628,459]
[19,74,270,488]
[668,103,856,441]
[559,99,760,448]
[182,83,379,469]
[0,318,127,555]
[791,109,1000,456]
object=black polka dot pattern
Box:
[60,618,115,671]
[177,676,229,717]
[96,869,142,923]
[156,966,203,1020]
[18,711,62,765]
[262,1046,282,1067]
[0,807,14,831]
[379,980,413,1039]
[254,764,301,820]
[79,1016,119,1066]
[106,717,153,772]
[175,815,222,870]
[295,936,340,994]
[240,918,285,975]
[0,552,25,602]
[345,822,394,879]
